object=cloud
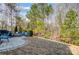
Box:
[23,7,31,10]
[20,6,31,10]
[16,6,31,11]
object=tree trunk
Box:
[11,9,13,31]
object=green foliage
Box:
[33,20,45,34]
[60,9,79,44]
[27,3,53,27]
[28,30,33,36]
[43,32,51,39]
[14,26,18,32]
[19,26,22,32]
[15,16,22,20]
[74,39,79,45]
[27,4,53,20]
[27,3,53,37]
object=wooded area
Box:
[0,3,79,46]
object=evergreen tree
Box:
[61,9,78,43]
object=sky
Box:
[16,3,32,16]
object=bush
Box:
[19,27,22,32]
[74,39,79,45]
[43,32,51,39]
[14,26,18,33]
[28,30,33,36]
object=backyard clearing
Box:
[0,36,79,55]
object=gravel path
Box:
[0,37,79,55]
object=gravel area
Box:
[1,37,79,55]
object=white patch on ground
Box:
[0,36,26,52]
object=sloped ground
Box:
[0,37,79,55]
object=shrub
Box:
[28,30,33,36]
[14,26,18,33]
[43,32,51,39]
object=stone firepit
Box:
[0,36,26,52]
